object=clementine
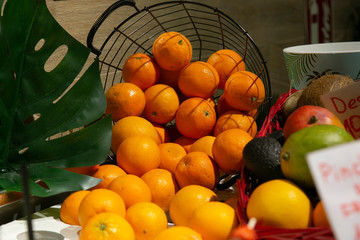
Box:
[64,164,99,176]
[173,135,197,153]
[144,84,179,124]
[108,174,152,208]
[158,142,187,174]
[154,226,203,240]
[0,191,22,206]
[60,190,90,225]
[174,151,219,190]
[79,212,135,240]
[213,110,257,137]
[224,70,265,112]
[90,164,126,189]
[169,184,218,226]
[152,31,192,71]
[188,201,237,240]
[104,82,146,122]
[188,135,216,159]
[175,97,216,139]
[177,61,219,99]
[212,128,253,174]
[122,52,160,90]
[126,202,168,240]
[313,201,330,227]
[78,188,126,226]
[111,116,160,153]
[207,49,246,89]
[116,136,161,176]
[152,123,170,143]
[141,168,179,212]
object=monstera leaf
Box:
[0,0,112,197]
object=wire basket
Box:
[87,0,272,121]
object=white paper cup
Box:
[283,42,360,90]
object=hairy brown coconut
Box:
[296,74,355,108]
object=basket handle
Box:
[87,0,139,56]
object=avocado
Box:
[243,136,284,182]
[269,130,285,146]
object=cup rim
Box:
[283,41,360,54]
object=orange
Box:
[0,191,22,206]
[173,135,197,153]
[216,96,258,118]
[108,174,152,208]
[207,49,246,89]
[212,128,253,174]
[246,179,312,229]
[175,97,216,139]
[169,184,218,226]
[111,116,160,153]
[126,202,168,240]
[78,188,126,226]
[152,31,192,71]
[64,164,100,176]
[79,212,135,240]
[213,110,257,137]
[178,61,219,99]
[122,53,160,90]
[188,135,216,159]
[60,190,90,225]
[141,168,179,212]
[152,123,170,143]
[224,70,265,112]
[216,95,235,116]
[174,151,219,190]
[116,136,161,176]
[104,82,146,122]
[158,67,182,90]
[206,97,216,108]
[154,226,203,240]
[90,164,126,189]
[188,201,237,240]
[313,201,330,227]
[158,142,187,174]
[144,84,180,124]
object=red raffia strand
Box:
[257,88,298,137]
[236,89,335,239]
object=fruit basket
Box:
[235,90,336,240]
[87,0,272,119]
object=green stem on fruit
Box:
[100,223,106,231]
[282,152,290,161]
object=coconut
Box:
[283,89,303,118]
[296,74,355,108]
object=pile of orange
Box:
[59,31,269,240]
[104,31,266,188]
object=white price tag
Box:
[307,140,360,240]
[320,81,360,139]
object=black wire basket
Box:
[87,0,271,108]
[86,0,272,184]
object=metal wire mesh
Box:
[87,0,271,124]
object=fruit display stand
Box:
[84,1,339,239]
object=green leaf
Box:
[284,52,317,89]
[0,0,112,196]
